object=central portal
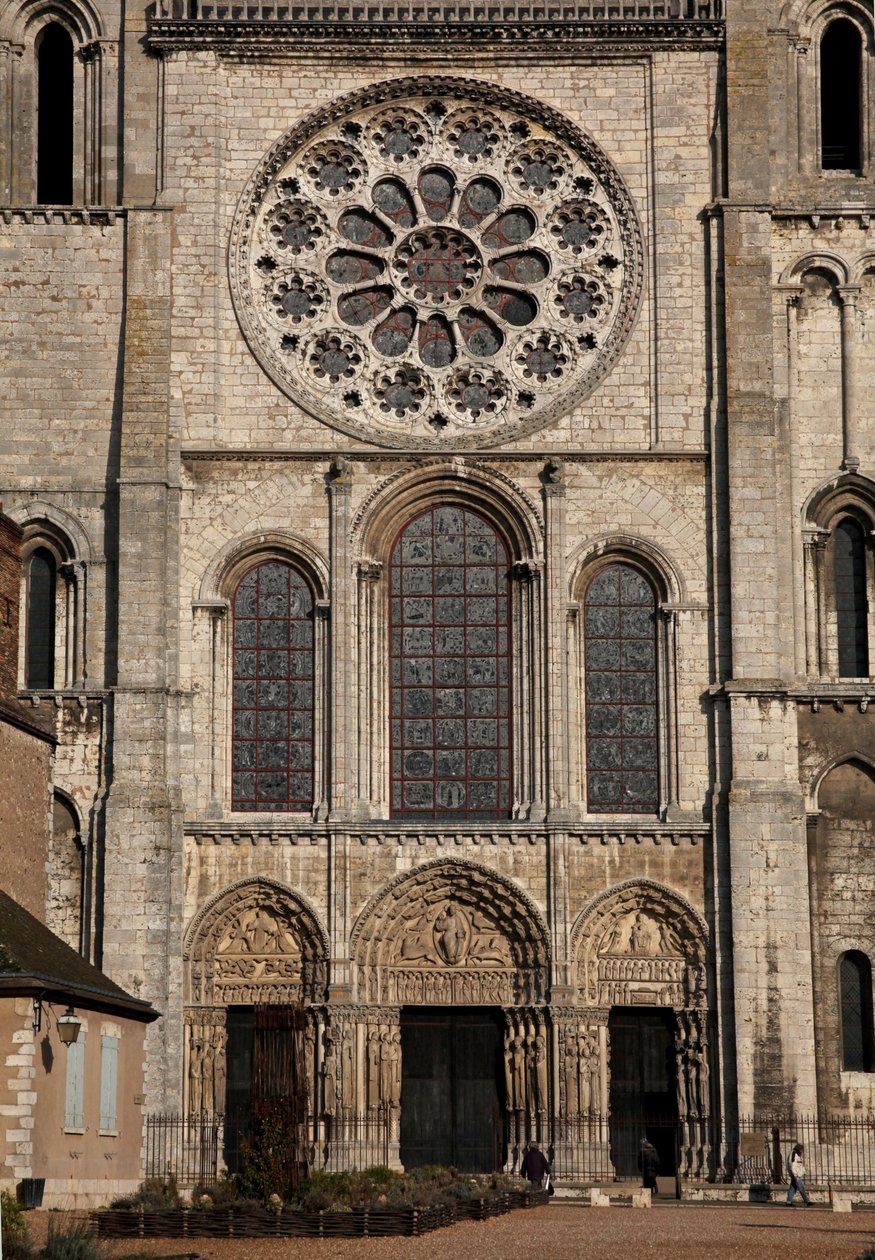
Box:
[400,1007,504,1171]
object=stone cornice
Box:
[179,447,710,462]
[147,17,724,53]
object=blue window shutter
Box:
[99,1035,119,1130]
[65,1036,85,1128]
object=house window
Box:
[99,1034,119,1132]
[584,563,659,814]
[64,1032,85,1130]
[37,23,74,205]
[390,505,511,820]
[232,561,314,811]
[26,548,56,689]
[821,18,863,170]
[833,517,869,677]
[840,951,874,1071]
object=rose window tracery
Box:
[231,77,644,448]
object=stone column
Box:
[542,459,572,817]
[354,561,381,818]
[838,285,862,472]
[327,457,352,818]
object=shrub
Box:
[189,1176,240,1208]
[1,1190,31,1260]
[108,1178,180,1211]
[292,1171,353,1212]
[41,1221,103,1260]
[237,1111,304,1201]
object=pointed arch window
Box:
[36,23,74,205]
[820,18,863,171]
[389,505,511,820]
[232,561,314,812]
[833,516,869,677]
[839,951,874,1071]
[26,547,56,689]
[584,563,659,814]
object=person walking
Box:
[520,1139,551,1188]
[638,1138,660,1192]
[785,1143,811,1206]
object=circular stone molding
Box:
[230,76,645,450]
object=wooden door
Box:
[400,1008,503,1171]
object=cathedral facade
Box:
[2,0,875,1182]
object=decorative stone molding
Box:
[350,858,550,1005]
[229,76,644,450]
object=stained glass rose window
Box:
[231,77,643,449]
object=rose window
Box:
[231,77,644,448]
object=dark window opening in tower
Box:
[840,951,874,1071]
[820,19,863,170]
[26,548,56,689]
[37,23,74,205]
[834,517,868,677]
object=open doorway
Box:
[608,1007,678,1178]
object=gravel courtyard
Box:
[28,1204,875,1260]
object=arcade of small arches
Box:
[181,867,712,1173]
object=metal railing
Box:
[145,1111,875,1187]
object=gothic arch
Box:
[184,877,329,1007]
[0,0,102,45]
[779,253,850,287]
[809,752,875,808]
[803,470,875,530]
[352,463,542,566]
[197,529,329,604]
[350,858,550,1006]
[13,500,92,565]
[567,532,686,605]
[571,878,708,1010]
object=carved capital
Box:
[357,560,383,583]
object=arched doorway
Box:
[350,859,550,1170]
[572,880,711,1180]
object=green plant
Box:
[41,1221,104,1260]
[292,1170,353,1212]
[189,1175,240,1208]
[108,1178,181,1211]
[1,1190,31,1260]
[237,1110,306,1201]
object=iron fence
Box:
[145,1110,875,1188]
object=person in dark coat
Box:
[638,1138,660,1190]
[520,1140,551,1187]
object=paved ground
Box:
[26,1203,875,1260]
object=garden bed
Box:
[90,1191,547,1240]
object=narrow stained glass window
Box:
[26,547,56,689]
[834,518,868,678]
[820,19,862,171]
[232,561,314,812]
[584,563,659,814]
[390,505,511,820]
[840,951,874,1072]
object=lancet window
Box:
[231,561,315,812]
[389,505,511,820]
[583,563,659,814]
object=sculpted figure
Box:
[322,1029,337,1117]
[534,1034,548,1113]
[188,1038,203,1115]
[434,901,468,965]
[388,1030,401,1105]
[629,912,659,956]
[400,915,432,962]
[212,1024,227,1114]
[563,1036,579,1113]
[368,1029,381,1108]
[504,1031,514,1105]
[511,1035,526,1109]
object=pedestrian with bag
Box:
[638,1137,660,1192]
[785,1143,811,1206]
[520,1139,552,1192]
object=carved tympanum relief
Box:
[185,880,328,1007]
[230,76,644,449]
[574,880,707,1011]
[351,860,548,1004]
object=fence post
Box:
[771,1125,782,1184]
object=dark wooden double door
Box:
[400,1008,504,1171]
[609,1008,679,1177]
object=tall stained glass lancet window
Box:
[834,517,869,678]
[390,506,511,820]
[584,564,659,814]
[232,561,314,811]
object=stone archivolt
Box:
[185,878,328,1007]
[573,878,707,1011]
[230,75,643,450]
[350,859,549,1005]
